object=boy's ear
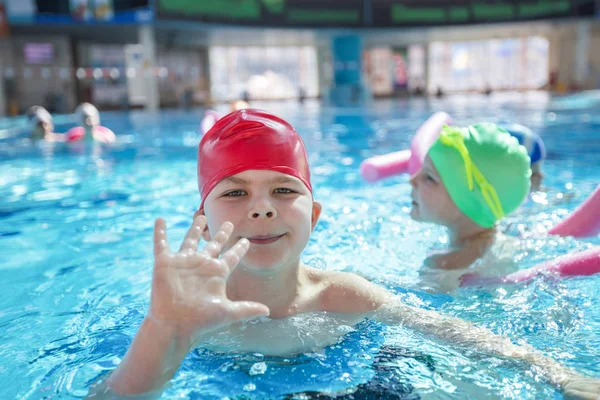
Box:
[194,208,212,241]
[311,201,322,232]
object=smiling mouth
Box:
[246,234,285,245]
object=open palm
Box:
[149,216,269,342]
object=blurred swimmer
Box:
[27,106,65,142]
[66,102,116,144]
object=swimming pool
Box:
[1,93,599,399]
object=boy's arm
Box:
[324,273,599,398]
[90,217,269,398]
[88,317,190,399]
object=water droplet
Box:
[243,383,256,391]
[249,362,267,376]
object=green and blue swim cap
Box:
[428,123,531,228]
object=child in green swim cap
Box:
[410,123,531,282]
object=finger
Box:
[153,218,169,257]
[221,238,250,271]
[179,215,208,252]
[229,301,270,321]
[203,221,234,258]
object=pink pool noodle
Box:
[360,150,411,183]
[549,185,600,238]
[359,112,453,182]
[66,126,115,143]
[460,247,600,286]
[407,111,453,176]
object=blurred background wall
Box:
[0,0,598,115]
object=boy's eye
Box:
[274,188,295,194]
[224,190,246,197]
[426,174,436,182]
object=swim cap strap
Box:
[438,126,505,221]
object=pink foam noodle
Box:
[408,111,453,176]
[549,185,600,238]
[360,150,411,183]
[66,127,85,142]
[66,126,115,143]
[359,112,453,182]
[460,246,600,287]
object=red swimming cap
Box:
[197,109,312,208]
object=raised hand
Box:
[149,216,270,343]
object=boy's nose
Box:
[248,201,277,220]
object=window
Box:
[209,46,318,101]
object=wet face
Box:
[200,170,321,273]
[79,105,100,128]
[409,156,463,226]
[31,120,53,139]
[82,114,97,128]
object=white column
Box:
[138,25,159,111]
[574,20,591,87]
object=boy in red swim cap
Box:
[100,110,600,398]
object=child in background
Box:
[27,106,64,142]
[409,123,531,291]
[500,122,546,192]
[91,110,599,398]
[66,102,116,144]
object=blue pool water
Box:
[1,93,599,399]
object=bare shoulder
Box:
[305,268,393,313]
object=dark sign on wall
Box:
[157,0,365,27]
[156,0,597,28]
[372,0,596,27]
